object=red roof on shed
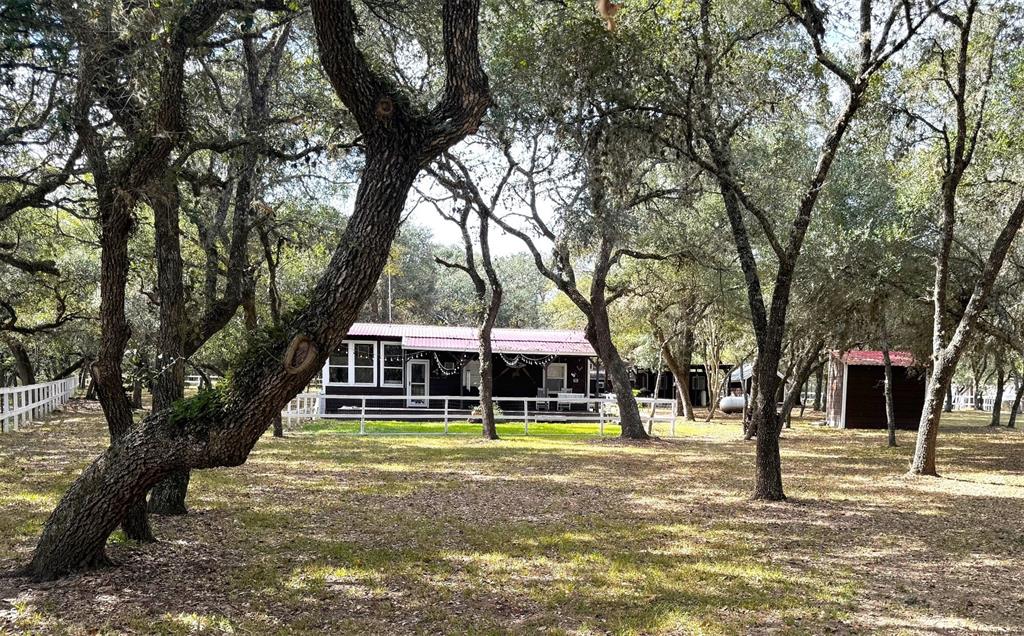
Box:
[842,350,916,367]
[347,323,595,356]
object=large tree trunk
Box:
[147,179,191,516]
[909,354,957,476]
[92,201,154,544]
[910,197,1024,475]
[588,311,646,439]
[750,379,783,499]
[24,150,423,581]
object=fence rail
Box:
[952,393,1023,413]
[283,393,679,436]
[0,376,80,433]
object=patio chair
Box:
[536,388,550,411]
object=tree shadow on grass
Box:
[2,405,1023,634]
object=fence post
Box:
[2,391,8,433]
[443,398,449,435]
[671,399,677,438]
[599,400,605,436]
[523,399,529,435]
[359,398,366,435]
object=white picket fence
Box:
[0,377,80,433]
[282,393,679,436]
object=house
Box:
[321,323,596,414]
[825,350,926,430]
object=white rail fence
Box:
[1,376,80,433]
[283,393,679,436]
[952,393,1023,413]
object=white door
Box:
[407,360,429,407]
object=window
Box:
[327,355,348,384]
[463,360,480,390]
[545,363,567,393]
[382,343,404,386]
[325,341,377,386]
[353,343,375,384]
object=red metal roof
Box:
[347,323,595,356]
[842,350,916,367]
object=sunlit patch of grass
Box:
[159,612,237,634]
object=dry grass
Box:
[1,400,1022,634]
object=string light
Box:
[499,352,558,368]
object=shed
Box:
[825,350,926,430]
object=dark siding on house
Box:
[324,337,591,413]
[843,365,926,430]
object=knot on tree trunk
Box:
[283,335,318,376]
[375,96,395,122]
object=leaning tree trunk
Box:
[1007,379,1022,429]
[21,0,490,580]
[909,354,958,476]
[589,313,647,440]
[22,150,424,581]
[911,197,1024,475]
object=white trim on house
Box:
[840,361,849,429]
[544,362,568,393]
[380,341,404,387]
[323,340,378,387]
[407,359,430,407]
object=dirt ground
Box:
[1,400,1022,635]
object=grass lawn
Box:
[2,400,1023,635]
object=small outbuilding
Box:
[825,350,926,430]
